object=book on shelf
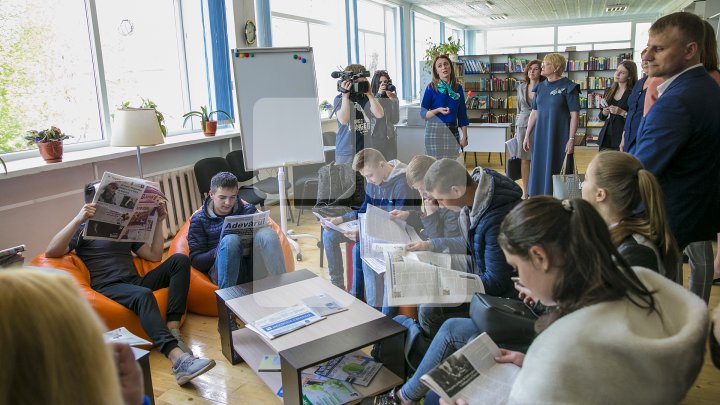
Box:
[420,332,520,405]
[258,355,282,372]
[314,351,383,387]
[477,95,488,109]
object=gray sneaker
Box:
[169,328,191,354]
[172,353,216,385]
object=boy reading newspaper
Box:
[188,172,286,289]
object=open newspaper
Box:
[359,204,421,274]
[421,332,520,405]
[312,212,358,234]
[0,245,25,267]
[385,253,484,306]
[219,210,270,240]
[103,327,152,346]
[83,172,166,244]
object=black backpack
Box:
[312,162,365,218]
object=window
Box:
[270,0,346,107]
[634,22,652,64]
[474,31,486,55]
[1,0,226,156]
[0,0,100,152]
[445,24,464,51]
[413,12,440,98]
[558,22,631,44]
[487,27,554,54]
[357,0,400,95]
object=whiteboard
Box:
[231,47,325,171]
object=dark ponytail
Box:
[499,197,656,333]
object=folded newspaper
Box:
[299,372,361,405]
[84,172,166,244]
[219,211,270,240]
[312,212,358,234]
[385,253,484,306]
[421,332,520,405]
[246,304,325,340]
[103,327,152,346]
[360,204,422,274]
[314,351,382,387]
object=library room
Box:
[1,0,719,404]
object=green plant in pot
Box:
[424,36,464,66]
[319,100,333,118]
[182,106,234,136]
[24,126,72,163]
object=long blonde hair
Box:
[591,151,680,277]
[0,271,123,405]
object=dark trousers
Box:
[96,254,191,356]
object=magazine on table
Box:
[385,254,484,306]
[420,332,520,405]
[83,172,166,244]
[246,304,325,340]
[219,210,270,240]
[314,350,382,387]
[359,204,422,274]
[103,327,152,346]
[299,372,361,405]
[312,212,359,234]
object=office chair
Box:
[225,150,290,220]
[193,156,266,207]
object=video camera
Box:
[332,70,370,96]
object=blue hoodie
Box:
[188,195,257,272]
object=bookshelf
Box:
[457,48,633,146]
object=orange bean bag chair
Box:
[31,252,182,342]
[169,215,295,316]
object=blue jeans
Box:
[322,228,349,289]
[351,242,364,299]
[213,228,286,289]
[363,259,386,309]
[398,317,479,402]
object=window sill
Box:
[0,130,241,180]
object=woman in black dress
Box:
[597,60,637,151]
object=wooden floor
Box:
[149,149,720,404]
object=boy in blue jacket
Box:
[188,172,286,289]
[322,148,421,306]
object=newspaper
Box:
[313,212,359,234]
[83,172,166,244]
[103,327,152,346]
[219,211,270,240]
[420,332,520,405]
[0,245,25,267]
[300,372,361,405]
[314,351,382,387]
[246,304,325,340]
[359,204,422,274]
[385,254,484,306]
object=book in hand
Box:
[420,333,520,405]
[219,210,270,240]
[301,293,348,317]
[103,327,152,347]
[258,354,281,372]
[314,351,382,387]
[246,304,325,340]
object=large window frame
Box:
[1,0,232,161]
[357,0,400,93]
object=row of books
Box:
[579,92,608,109]
[466,95,510,109]
[463,59,505,74]
[507,57,532,72]
[464,76,518,91]
[565,53,633,71]
[468,112,516,124]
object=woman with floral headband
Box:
[522,53,581,196]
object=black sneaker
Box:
[374,387,401,405]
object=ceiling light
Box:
[467,1,493,12]
[606,4,628,12]
[489,14,508,20]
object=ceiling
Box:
[404,0,694,29]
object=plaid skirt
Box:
[424,121,460,159]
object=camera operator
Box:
[334,64,384,165]
[369,70,399,160]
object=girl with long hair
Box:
[597,60,638,150]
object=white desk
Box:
[395,123,510,164]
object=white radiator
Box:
[147,166,202,244]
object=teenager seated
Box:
[188,171,286,289]
[322,148,421,305]
[581,150,679,277]
[379,198,707,405]
[0,270,146,405]
[45,190,215,386]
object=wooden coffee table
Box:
[216,269,407,404]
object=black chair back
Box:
[226,150,257,182]
[194,157,232,197]
[322,131,337,147]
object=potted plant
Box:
[121,98,167,137]
[424,36,464,66]
[319,100,334,119]
[24,126,72,163]
[182,106,234,136]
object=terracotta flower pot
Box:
[37,141,64,163]
[203,120,217,136]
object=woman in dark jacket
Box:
[597,60,637,150]
[370,70,400,160]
